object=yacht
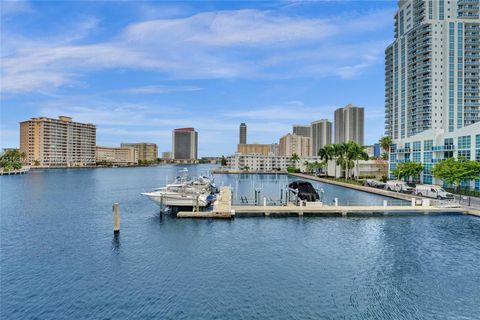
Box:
[141,169,217,209]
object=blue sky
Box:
[1,0,397,156]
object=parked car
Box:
[385,180,414,193]
[366,179,386,188]
[414,185,454,199]
[288,180,320,202]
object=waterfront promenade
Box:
[289,173,480,216]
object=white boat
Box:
[142,169,216,208]
[141,190,211,208]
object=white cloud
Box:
[1,8,393,93]
[1,0,32,17]
[226,104,335,121]
[126,85,203,94]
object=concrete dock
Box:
[177,186,234,219]
[176,187,475,219]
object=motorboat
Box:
[142,169,217,209]
[141,189,213,208]
[288,180,320,202]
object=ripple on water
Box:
[1,166,479,319]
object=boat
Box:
[141,189,212,208]
[288,180,320,202]
[141,169,217,209]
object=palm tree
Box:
[332,143,346,178]
[379,136,392,160]
[319,144,336,177]
[345,142,369,180]
[290,153,300,168]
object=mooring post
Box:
[160,195,164,215]
[196,193,200,212]
[383,200,388,208]
[411,198,416,207]
[334,197,338,207]
[263,197,266,206]
[113,202,120,234]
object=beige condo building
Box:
[120,143,158,161]
[20,116,96,167]
[237,143,276,156]
[96,146,138,165]
[279,133,311,157]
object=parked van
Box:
[414,185,454,199]
[385,180,414,193]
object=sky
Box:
[0,0,398,156]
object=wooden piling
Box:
[113,202,120,233]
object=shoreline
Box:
[289,173,480,217]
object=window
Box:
[413,141,421,151]
[458,136,471,149]
[458,150,471,160]
[424,152,433,163]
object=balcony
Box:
[396,148,411,153]
[432,145,456,151]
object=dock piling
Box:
[411,198,416,207]
[334,198,338,207]
[113,202,120,233]
[383,200,388,208]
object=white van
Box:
[414,185,454,199]
[385,180,414,193]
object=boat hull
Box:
[142,192,209,208]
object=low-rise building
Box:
[226,153,322,172]
[162,152,172,159]
[326,159,388,179]
[237,143,277,156]
[120,143,158,161]
[389,123,480,190]
[96,146,138,165]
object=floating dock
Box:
[176,187,476,219]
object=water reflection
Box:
[111,233,120,254]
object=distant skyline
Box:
[1,0,397,156]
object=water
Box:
[220,173,401,206]
[1,165,480,319]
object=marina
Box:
[2,165,480,319]
[177,186,469,219]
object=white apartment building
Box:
[385,0,480,190]
[226,154,323,172]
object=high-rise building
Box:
[239,123,247,144]
[385,0,480,188]
[310,119,332,156]
[292,125,311,138]
[20,116,96,167]
[334,104,364,145]
[279,133,311,157]
[120,143,158,161]
[172,128,198,160]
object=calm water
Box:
[1,165,480,319]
